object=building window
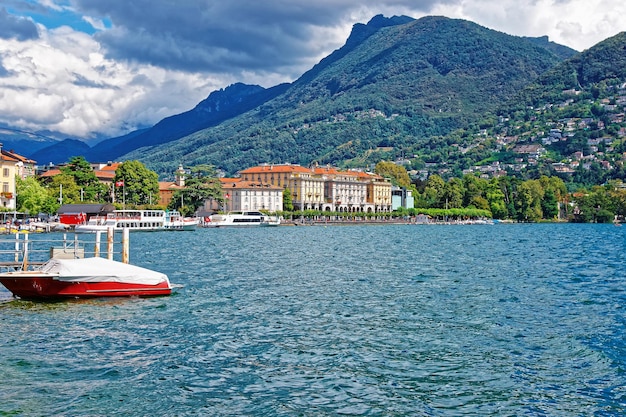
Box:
[2,168,8,177]
[2,183,8,193]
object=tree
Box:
[607,180,626,218]
[168,165,223,216]
[16,177,56,215]
[283,188,294,211]
[114,161,159,207]
[462,175,487,207]
[486,179,508,219]
[375,161,412,188]
[421,174,446,208]
[60,156,107,202]
[541,189,559,219]
[47,173,81,210]
[515,180,544,221]
[443,178,464,208]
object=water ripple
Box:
[0,224,625,416]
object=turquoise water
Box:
[1,224,625,416]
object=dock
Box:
[0,229,131,272]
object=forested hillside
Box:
[121,15,570,176]
[407,32,626,188]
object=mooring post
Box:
[94,231,101,257]
[122,228,129,264]
[107,227,114,260]
[14,233,19,263]
[22,233,29,270]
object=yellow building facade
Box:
[0,148,36,210]
[238,163,392,212]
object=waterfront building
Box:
[158,165,186,207]
[239,163,392,212]
[391,186,415,210]
[239,164,323,211]
[221,179,284,212]
[0,145,36,209]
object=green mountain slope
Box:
[493,31,626,184]
[512,31,626,108]
[122,15,572,176]
[415,31,626,185]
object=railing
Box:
[0,229,130,272]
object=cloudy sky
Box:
[0,0,624,141]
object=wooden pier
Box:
[0,228,130,272]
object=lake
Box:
[1,223,625,416]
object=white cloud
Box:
[429,0,626,51]
[0,0,624,141]
[0,25,222,139]
[81,15,106,31]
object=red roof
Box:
[99,163,120,172]
[1,149,35,164]
[239,164,312,174]
[39,168,62,178]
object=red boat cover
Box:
[39,257,169,286]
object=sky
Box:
[0,0,624,141]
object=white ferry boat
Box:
[75,209,198,233]
[203,211,280,228]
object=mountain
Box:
[0,125,60,156]
[512,31,626,108]
[27,82,291,164]
[523,36,579,60]
[404,31,626,186]
[29,139,91,166]
[474,31,626,184]
[119,15,574,176]
[83,82,290,162]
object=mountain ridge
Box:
[5,15,585,176]
[121,15,573,176]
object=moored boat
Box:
[203,211,281,227]
[75,209,198,233]
[0,257,172,300]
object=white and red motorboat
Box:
[0,257,172,300]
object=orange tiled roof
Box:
[355,171,384,180]
[99,163,120,171]
[159,181,184,191]
[313,166,340,175]
[40,166,117,181]
[220,178,242,185]
[1,149,35,164]
[39,168,62,177]
[239,164,311,174]
[96,171,116,180]
[1,153,19,162]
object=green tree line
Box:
[14,157,163,215]
[411,173,625,223]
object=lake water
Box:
[0,223,625,416]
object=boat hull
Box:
[0,276,172,300]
